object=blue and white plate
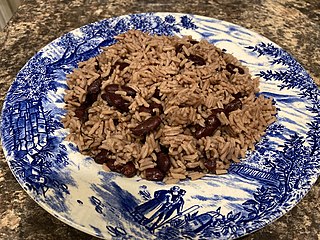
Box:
[1,13,320,239]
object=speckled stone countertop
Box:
[0,0,319,239]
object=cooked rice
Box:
[62,30,277,182]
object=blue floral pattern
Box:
[1,13,319,239]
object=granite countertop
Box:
[0,0,319,239]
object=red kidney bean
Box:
[101,92,130,112]
[224,98,242,114]
[139,136,146,144]
[211,108,224,115]
[121,162,137,178]
[105,84,136,97]
[121,86,137,97]
[153,88,161,99]
[194,99,242,139]
[189,40,199,44]
[145,168,165,181]
[226,63,236,74]
[108,66,115,76]
[88,78,102,95]
[131,116,162,136]
[232,92,246,99]
[205,117,220,130]
[160,145,169,154]
[105,158,123,172]
[138,101,163,115]
[113,119,119,126]
[150,102,163,113]
[175,44,184,53]
[156,152,171,173]
[187,54,206,66]
[207,108,223,126]
[83,79,102,108]
[116,62,130,71]
[74,107,89,123]
[238,67,245,74]
[194,108,223,139]
[94,150,112,164]
[138,106,153,114]
[186,166,202,172]
[194,124,218,139]
[104,84,119,93]
[75,80,104,122]
[84,93,98,108]
[226,63,244,74]
[237,66,245,74]
[194,98,242,139]
[203,159,217,173]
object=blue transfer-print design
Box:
[106,225,128,238]
[89,177,149,239]
[1,13,320,240]
[132,186,187,232]
[2,99,71,197]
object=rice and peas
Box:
[62,30,277,184]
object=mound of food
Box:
[62,30,277,183]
